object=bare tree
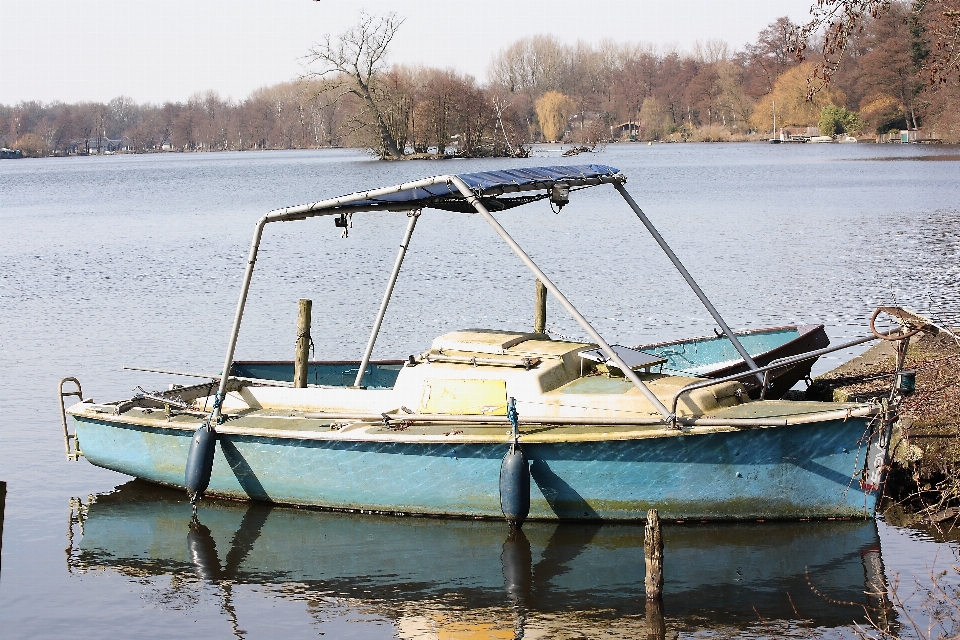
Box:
[737,17,800,97]
[305,12,405,158]
[488,35,569,96]
[792,0,960,93]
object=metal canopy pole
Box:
[449,176,673,420]
[613,181,764,384]
[210,216,268,424]
[208,175,455,424]
[354,212,421,387]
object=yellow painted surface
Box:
[397,614,517,640]
[431,329,540,355]
[419,378,508,415]
[437,620,514,640]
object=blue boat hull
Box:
[74,414,881,520]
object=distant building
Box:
[878,129,942,143]
[779,126,820,141]
[900,129,941,143]
[68,136,132,154]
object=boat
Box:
[636,324,830,399]
[63,164,893,522]
[66,481,894,635]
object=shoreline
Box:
[807,330,960,526]
[5,139,960,161]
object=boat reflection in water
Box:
[67,481,894,638]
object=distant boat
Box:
[635,324,830,399]
[809,136,834,143]
[839,136,858,143]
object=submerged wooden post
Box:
[294,299,312,388]
[1,481,5,559]
[644,509,663,598]
[534,279,547,334]
[644,508,664,639]
[645,596,665,640]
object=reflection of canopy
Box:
[284,164,623,216]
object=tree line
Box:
[2,0,956,157]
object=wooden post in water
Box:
[644,508,665,639]
[294,299,312,388]
[534,279,547,334]
[1,480,6,571]
[645,508,663,598]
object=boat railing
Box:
[669,334,880,417]
[58,377,84,460]
[300,406,876,428]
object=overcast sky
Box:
[1,0,815,105]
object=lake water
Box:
[1,143,959,638]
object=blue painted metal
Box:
[73,414,881,520]
[644,329,800,375]
[639,324,830,398]
[70,481,887,626]
[311,165,622,215]
[230,361,403,389]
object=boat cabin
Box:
[214,328,747,419]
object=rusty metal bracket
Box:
[58,377,83,461]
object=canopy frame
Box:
[206,165,760,426]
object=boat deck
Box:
[78,397,872,446]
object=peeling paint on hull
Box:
[74,415,881,520]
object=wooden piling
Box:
[645,596,666,640]
[644,508,663,599]
[1,480,6,568]
[534,279,547,334]
[294,299,312,388]
[644,508,664,638]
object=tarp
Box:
[321,164,622,215]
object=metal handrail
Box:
[58,377,83,460]
[669,334,879,416]
[301,405,876,428]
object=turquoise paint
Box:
[74,414,881,520]
[231,362,403,389]
[646,328,799,375]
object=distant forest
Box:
[3,1,957,157]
